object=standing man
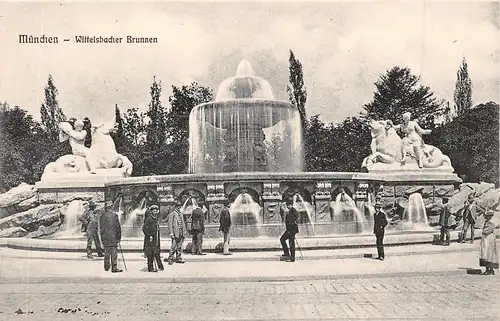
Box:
[191,207,206,255]
[99,208,123,273]
[373,203,388,261]
[142,205,164,272]
[460,194,485,244]
[219,202,232,255]
[166,206,186,265]
[280,202,299,263]
[80,200,104,259]
[438,197,452,246]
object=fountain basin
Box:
[35,170,460,239]
[2,230,474,253]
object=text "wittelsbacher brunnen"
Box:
[18,35,158,44]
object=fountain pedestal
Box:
[205,184,226,225]
[314,182,333,222]
[156,184,176,222]
[262,183,282,224]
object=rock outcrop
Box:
[0,183,38,219]
[0,204,63,235]
[0,226,28,238]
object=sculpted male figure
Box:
[58,119,89,157]
[391,112,432,168]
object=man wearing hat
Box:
[459,194,485,244]
[280,202,299,262]
[373,203,388,260]
[219,201,232,255]
[99,207,123,273]
[191,206,206,255]
[166,203,186,265]
[80,200,104,259]
[479,210,498,275]
[142,204,164,272]
[438,197,452,246]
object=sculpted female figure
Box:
[392,112,432,168]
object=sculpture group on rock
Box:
[362,112,453,172]
[42,119,133,179]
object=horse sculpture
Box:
[361,120,453,171]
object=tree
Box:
[304,115,371,173]
[362,66,444,129]
[304,115,333,172]
[39,74,66,140]
[453,57,473,117]
[329,117,371,172]
[122,107,147,147]
[146,77,167,149]
[264,134,284,172]
[286,50,308,135]
[442,101,454,125]
[428,101,499,186]
[0,103,69,192]
[111,104,127,153]
[166,82,213,174]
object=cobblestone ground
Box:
[0,274,498,320]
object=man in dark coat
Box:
[373,203,388,261]
[79,200,104,259]
[280,203,299,262]
[438,197,452,246]
[191,207,205,255]
[142,205,164,272]
[459,194,485,244]
[219,203,232,255]
[99,209,123,273]
[166,206,186,265]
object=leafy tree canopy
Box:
[362,66,444,129]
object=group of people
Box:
[436,194,499,275]
[80,193,498,276]
[140,202,234,272]
[81,199,233,273]
[80,200,123,273]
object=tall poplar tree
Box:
[286,50,308,135]
[453,57,473,117]
[146,77,166,149]
[112,104,127,152]
[40,74,66,140]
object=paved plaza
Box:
[0,243,498,320]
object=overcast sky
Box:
[0,1,498,124]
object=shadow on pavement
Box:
[458,267,483,275]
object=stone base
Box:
[40,168,128,182]
[36,180,109,204]
[365,163,455,173]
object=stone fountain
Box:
[34,59,460,240]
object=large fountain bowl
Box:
[188,60,303,174]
